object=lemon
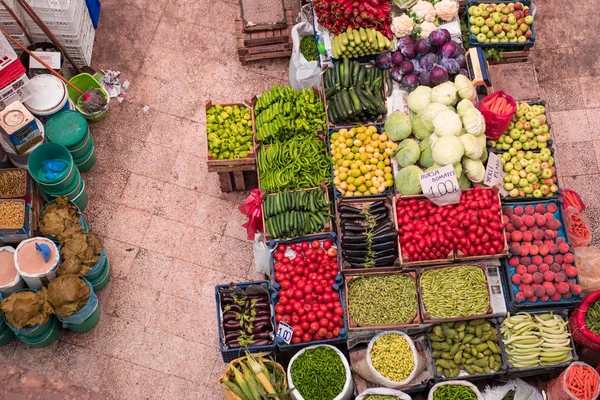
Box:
[375,169,384,177]
[346,191,354,197]
[384,166,392,173]
[385,158,391,165]
[360,154,369,163]
[331,132,340,141]
[378,141,387,151]
[369,186,378,194]
[339,166,349,173]
[339,172,348,181]
[341,148,350,156]
[370,157,379,164]
[339,181,348,190]
[384,173,393,181]
[345,138,354,147]
[353,139,362,147]
[333,177,341,185]
[352,146,360,153]
[360,165,370,174]
[338,143,347,149]
[373,133,379,141]
[355,160,364,167]
[357,133,367,141]
[334,153,343,160]
[364,172,372,180]
[342,160,351,167]
[379,133,388,141]
[350,168,361,178]
[385,179,394,187]
[345,153,354,160]
[333,169,339,177]
[336,159,344,166]
[365,180,373,188]
[378,186,385,193]
[357,184,367,193]
[348,184,357,192]
[366,145,375,153]
[357,126,366,133]
[347,176,355,185]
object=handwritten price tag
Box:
[276,322,294,344]
[420,164,461,206]
[484,152,508,196]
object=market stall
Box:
[209,0,600,399]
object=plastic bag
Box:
[476,91,516,140]
[352,331,424,389]
[570,290,600,351]
[41,159,68,180]
[428,381,483,400]
[546,362,600,400]
[562,189,586,212]
[482,379,543,400]
[564,207,592,247]
[289,22,322,90]
[253,233,270,276]
[356,388,412,400]
[574,247,600,294]
[238,189,263,241]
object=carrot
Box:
[497,97,507,113]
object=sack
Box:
[574,247,600,294]
[352,331,424,389]
[570,290,600,351]
[562,189,586,212]
[546,362,600,400]
[356,388,412,400]
[482,379,543,400]
[428,381,482,400]
[289,22,322,90]
[476,91,516,140]
[564,207,592,247]
[252,233,270,276]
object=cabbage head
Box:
[419,138,434,168]
[457,99,474,118]
[396,165,423,195]
[433,109,462,136]
[407,86,432,114]
[480,146,488,163]
[426,163,443,172]
[476,133,487,150]
[462,157,485,183]
[460,134,483,159]
[453,162,463,179]
[454,74,476,102]
[432,135,464,165]
[431,81,457,106]
[394,138,421,167]
[457,173,472,189]
[462,107,485,136]
[421,102,448,131]
[411,113,433,140]
[385,111,412,141]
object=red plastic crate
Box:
[0,59,26,89]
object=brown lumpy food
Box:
[59,232,103,276]
[39,196,83,242]
[47,274,91,317]
[0,289,53,330]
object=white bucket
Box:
[24,75,71,118]
[287,344,353,400]
[0,247,24,296]
[14,237,59,290]
[0,119,45,168]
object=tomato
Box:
[301,321,310,330]
[319,318,329,328]
[284,304,293,314]
[323,239,333,250]
[275,314,282,323]
[327,248,338,257]
[316,310,325,319]
[315,285,324,294]
[292,337,302,344]
[292,315,300,324]
[332,315,341,325]
[279,297,289,305]
[282,315,291,324]
[317,327,327,338]
[310,322,320,332]
[303,284,314,294]
[331,292,340,301]
[322,293,333,304]
[302,333,312,342]
[274,252,284,261]
[311,240,320,248]
[334,307,344,316]
[307,312,316,322]
[280,280,292,289]
[327,321,336,331]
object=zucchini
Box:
[352,61,360,87]
[340,89,353,115]
[348,87,362,113]
[384,69,393,97]
[346,27,355,42]
[334,61,341,88]
[355,86,375,112]
[325,86,337,98]
[342,58,350,88]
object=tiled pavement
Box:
[1,0,599,398]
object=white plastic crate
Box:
[30,8,93,47]
[0,74,35,110]
[8,33,30,53]
[26,0,82,23]
[0,35,19,71]
[25,0,84,35]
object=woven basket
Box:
[218,353,288,400]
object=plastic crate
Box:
[26,0,85,35]
[85,0,99,28]
[466,0,536,49]
[29,2,91,42]
[0,36,25,89]
[25,0,80,23]
[0,74,35,109]
[268,233,349,351]
[215,280,277,363]
[426,318,508,383]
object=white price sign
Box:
[484,152,508,196]
[420,164,461,206]
[276,322,294,344]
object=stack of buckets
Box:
[45,110,96,173]
[27,142,88,211]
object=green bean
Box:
[290,346,346,400]
[363,396,400,400]
[585,299,600,335]
[432,384,478,400]
[300,36,319,61]
[420,266,489,319]
[348,274,417,326]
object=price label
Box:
[484,152,508,196]
[420,164,461,206]
[276,322,294,344]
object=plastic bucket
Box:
[65,302,100,333]
[39,200,89,245]
[71,181,88,211]
[44,110,92,159]
[0,323,15,346]
[18,42,70,79]
[88,258,110,292]
[57,278,100,333]
[84,250,107,281]
[0,247,25,297]
[27,143,75,191]
[14,237,60,290]
[24,75,71,119]
[67,73,109,122]
[0,120,45,168]
[17,317,59,348]
[42,168,82,198]
[73,144,96,173]
[7,313,54,339]
[68,130,93,160]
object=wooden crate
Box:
[488,48,531,65]
[217,169,258,192]
[236,7,293,65]
[205,100,256,174]
[240,0,287,32]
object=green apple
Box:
[502,23,510,32]
[509,37,518,43]
[518,178,528,188]
[505,136,513,144]
[541,168,552,179]
[476,33,487,43]
[517,35,527,43]
[541,124,549,133]
[550,184,559,193]
[530,118,540,128]
[530,164,540,174]
[515,29,523,37]
[501,6,511,14]
[508,15,516,24]
[511,175,520,185]
[482,11,490,19]
[486,4,496,13]
[504,182,515,191]
[513,141,523,150]
[525,111,535,120]
[532,189,543,198]
[509,188,519,198]
[525,15,534,24]
[480,25,489,34]
[492,12,502,23]
[471,6,482,16]
[470,25,481,35]
[508,147,517,156]
[510,129,521,139]
[497,31,506,38]
[475,16,485,26]
[499,37,509,43]
[469,16,477,24]
[506,30,516,39]
[541,185,550,195]
[485,18,495,27]
[492,25,503,34]
[519,23,528,32]
[504,162,514,172]
[486,31,495,38]
[523,186,534,194]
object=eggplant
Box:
[371,240,397,251]
[374,212,389,223]
[340,212,366,220]
[345,256,367,264]
[341,224,368,233]
[252,315,272,324]
[374,254,398,266]
[255,310,271,317]
[223,312,240,322]
[222,304,242,313]
[343,233,368,242]
[372,231,398,244]
[227,340,241,348]
[342,242,368,250]
[350,262,367,269]
[338,205,362,214]
[252,339,272,346]
[225,330,243,342]
[248,294,267,300]
[220,296,235,305]
[224,320,244,330]
[368,206,389,217]
[373,222,394,236]
[369,200,386,209]
[248,322,271,334]
[344,249,369,258]
[253,332,272,340]
[374,248,397,258]
[254,304,271,311]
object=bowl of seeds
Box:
[0,169,28,198]
[0,199,26,233]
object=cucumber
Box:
[328,97,338,123]
[333,93,348,120]
[357,67,367,86]
[355,86,374,112]
[341,32,349,46]
[352,61,360,87]
[342,58,350,88]
[348,87,362,113]
[376,31,386,49]
[334,61,341,88]
[366,28,375,44]
[340,89,353,115]
[354,29,361,45]
[325,67,333,89]
[384,69,393,97]
[363,90,387,115]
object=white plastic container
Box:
[14,237,59,290]
[25,75,72,118]
[287,344,354,400]
[0,74,36,110]
[0,246,24,296]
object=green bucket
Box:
[44,111,92,159]
[71,181,88,212]
[17,317,59,348]
[0,324,15,346]
[84,250,108,281]
[67,73,109,122]
[88,258,111,292]
[28,143,76,192]
[42,167,82,198]
[39,199,89,244]
[73,144,96,173]
[64,303,100,333]
[9,315,54,339]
